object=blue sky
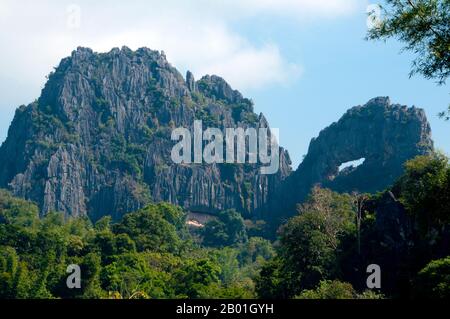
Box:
[0,0,448,168]
[242,9,450,167]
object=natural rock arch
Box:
[267,97,434,221]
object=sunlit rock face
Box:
[0,47,291,220]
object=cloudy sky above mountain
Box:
[0,0,448,166]
[0,0,362,89]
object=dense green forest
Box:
[0,153,449,299]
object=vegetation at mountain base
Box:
[295,280,383,300]
[202,209,248,248]
[414,256,450,298]
[256,152,450,299]
[0,5,448,299]
[0,153,449,299]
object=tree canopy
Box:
[1,153,449,299]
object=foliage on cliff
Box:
[1,153,448,299]
[0,193,272,299]
[256,153,450,299]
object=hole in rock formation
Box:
[338,158,366,173]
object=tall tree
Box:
[256,188,356,298]
[367,0,450,119]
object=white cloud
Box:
[89,24,301,90]
[0,0,362,102]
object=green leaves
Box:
[113,203,186,253]
[395,152,450,231]
[256,188,356,298]
[0,193,271,299]
[202,209,248,247]
[173,258,221,298]
[0,247,28,298]
[415,256,450,298]
[2,149,449,300]
[296,280,356,299]
[368,0,450,84]
[280,188,355,284]
[296,280,383,299]
[0,190,40,228]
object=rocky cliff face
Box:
[0,47,434,224]
[266,97,434,222]
[0,47,291,221]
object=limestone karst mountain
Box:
[0,47,291,221]
[0,47,434,223]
